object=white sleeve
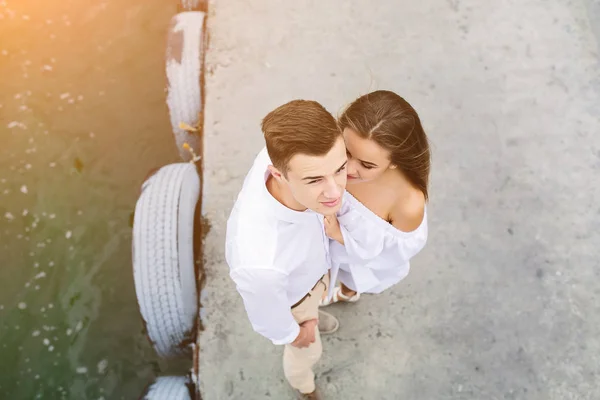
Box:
[342,222,427,270]
[337,206,428,267]
[333,198,429,294]
[337,212,386,263]
[230,267,300,345]
[384,221,429,267]
[329,239,350,265]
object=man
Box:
[225,100,347,399]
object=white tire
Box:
[166,11,207,162]
[143,376,192,400]
[133,163,201,358]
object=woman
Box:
[321,90,430,305]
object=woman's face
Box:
[343,128,394,184]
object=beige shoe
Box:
[318,310,339,335]
[297,386,323,399]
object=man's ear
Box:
[268,165,285,181]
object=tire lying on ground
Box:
[166,10,207,162]
[133,163,201,358]
[142,376,193,400]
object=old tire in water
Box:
[133,163,200,358]
[166,11,207,162]
[142,376,193,400]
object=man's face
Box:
[281,137,348,216]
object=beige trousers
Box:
[283,274,329,394]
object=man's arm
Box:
[231,267,302,345]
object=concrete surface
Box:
[199,0,600,399]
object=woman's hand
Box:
[324,215,344,245]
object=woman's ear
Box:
[389,164,397,170]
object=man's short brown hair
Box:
[262,100,341,174]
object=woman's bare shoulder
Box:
[389,187,426,233]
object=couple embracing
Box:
[225,90,430,399]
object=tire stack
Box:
[134,1,208,399]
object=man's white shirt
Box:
[225,148,331,345]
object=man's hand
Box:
[291,319,318,348]
[324,215,344,245]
